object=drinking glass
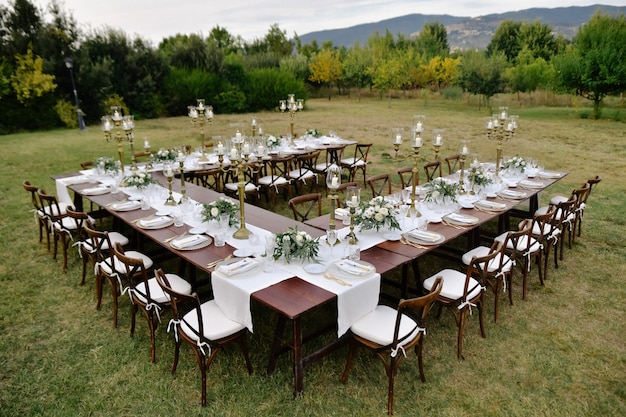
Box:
[326,229,337,257]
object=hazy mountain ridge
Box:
[297,5,625,50]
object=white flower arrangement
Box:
[470,166,493,187]
[502,155,527,172]
[424,178,459,203]
[354,196,401,232]
[122,171,156,189]
[200,197,240,227]
[272,226,320,262]
[305,128,321,138]
[95,156,120,174]
[266,135,280,149]
[151,148,177,162]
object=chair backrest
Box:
[396,167,418,189]
[551,196,577,227]
[111,242,151,300]
[80,161,94,170]
[295,151,321,176]
[83,222,115,264]
[265,154,293,182]
[37,189,64,222]
[23,180,42,211]
[463,248,503,298]
[587,175,601,195]
[324,145,346,167]
[423,161,442,182]
[571,182,591,209]
[445,154,461,175]
[352,143,372,165]
[193,167,223,191]
[395,276,443,342]
[154,268,204,340]
[367,173,392,197]
[336,181,358,208]
[289,193,322,221]
[133,151,153,162]
[66,207,92,240]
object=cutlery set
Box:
[163,231,187,243]
[206,254,233,269]
[323,272,352,287]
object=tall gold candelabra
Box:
[101,106,136,173]
[188,99,213,162]
[392,118,424,217]
[345,186,360,245]
[486,107,518,178]
[326,164,342,246]
[215,139,258,240]
[279,94,303,147]
[176,151,187,203]
[162,162,177,206]
[432,128,444,161]
[458,140,469,194]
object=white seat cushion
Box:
[257,175,289,187]
[461,246,513,273]
[134,273,191,304]
[495,232,541,254]
[350,305,420,349]
[423,269,482,301]
[43,201,71,217]
[288,168,315,181]
[341,157,365,168]
[99,251,153,275]
[550,195,569,205]
[225,182,258,193]
[181,299,246,342]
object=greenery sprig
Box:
[95,156,120,174]
[151,148,177,162]
[122,171,156,189]
[470,166,493,187]
[424,178,459,203]
[272,226,319,262]
[354,196,400,232]
[502,155,527,172]
[201,197,240,227]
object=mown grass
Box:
[1,95,625,416]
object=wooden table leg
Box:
[292,316,304,398]
[267,315,287,375]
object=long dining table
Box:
[53,162,566,398]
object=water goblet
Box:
[326,229,337,257]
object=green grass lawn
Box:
[1,95,625,416]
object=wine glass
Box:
[326,229,337,257]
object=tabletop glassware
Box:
[326,229,337,257]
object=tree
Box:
[457,49,508,110]
[553,12,626,118]
[342,43,372,101]
[487,20,522,62]
[10,46,56,105]
[506,48,554,100]
[308,49,342,100]
[416,22,449,59]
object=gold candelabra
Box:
[188,99,213,162]
[432,128,444,161]
[345,186,360,245]
[279,94,303,147]
[176,151,187,203]
[458,140,469,195]
[468,154,480,196]
[326,164,342,246]
[486,107,518,178]
[162,161,177,206]
[392,117,424,217]
[215,136,259,240]
[101,106,136,173]
[143,138,153,169]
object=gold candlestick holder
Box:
[391,121,424,217]
[458,140,469,195]
[163,163,177,206]
[216,148,259,240]
[486,107,517,178]
[101,106,136,174]
[326,164,342,246]
[345,186,360,245]
[188,99,213,163]
[177,156,187,203]
[279,94,303,147]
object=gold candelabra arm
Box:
[410,147,422,217]
[232,159,253,239]
[433,145,442,161]
[458,153,467,194]
[347,206,358,245]
[164,175,177,206]
[178,160,186,203]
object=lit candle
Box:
[166,167,173,177]
[103,120,111,131]
[435,135,442,146]
[144,139,150,148]
[217,142,224,154]
[177,151,184,161]
[235,132,242,142]
[500,111,506,119]
[206,109,213,119]
[416,121,423,132]
[394,134,402,145]
[243,143,250,154]
[257,145,265,156]
[351,196,358,206]
[331,176,338,187]
[462,145,468,155]
[487,121,493,129]
[251,119,256,127]
[230,148,238,160]
[414,136,423,147]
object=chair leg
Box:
[416,339,426,382]
[95,273,103,310]
[341,338,356,383]
[387,357,397,415]
[238,332,253,374]
[457,310,466,360]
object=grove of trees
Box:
[0,0,624,133]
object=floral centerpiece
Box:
[122,171,156,189]
[95,156,120,174]
[201,197,240,227]
[305,128,321,138]
[424,178,459,203]
[151,148,177,163]
[272,226,319,262]
[266,135,280,149]
[469,166,493,187]
[354,196,400,232]
[502,155,527,172]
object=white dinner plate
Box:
[404,230,445,246]
[189,227,206,235]
[233,248,254,258]
[170,235,212,251]
[136,216,174,230]
[303,263,327,274]
[383,232,402,242]
[329,260,376,280]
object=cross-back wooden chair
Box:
[396,167,418,190]
[342,277,443,415]
[112,244,191,363]
[341,143,372,185]
[288,150,321,194]
[37,189,74,269]
[367,173,392,198]
[258,154,294,208]
[154,269,252,406]
[313,145,346,178]
[445,154,461,175]
[23,180,49,249]
[423,160,442,182]
[289,193,322,222]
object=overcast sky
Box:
[22,0,625,45]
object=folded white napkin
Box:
[408,230,441,242]
[217,258,258,275]
[172,235,208,249]
[335,208,349,218]
[447,213,476,224]
[501,189,525,198]
[111,201,141,211]
[82,186,110,195]
[519,180,544,188]
[138,216,170,227]
[62,176,91,185]
[477,200,506,210]
[336,260,374,276]
[538,171,561,179]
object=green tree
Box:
[487,20,522,62]
[457,49,508,110]
[308,49,342,100]
[506,48,554,100]
[342,43,372,101]
[10,46,56,105]
[553,12,626,118]
[416,21,449,59]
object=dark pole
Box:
[64,57,86,131]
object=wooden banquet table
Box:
[53,163,566,398]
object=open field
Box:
[1,96,625,416]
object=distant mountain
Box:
[297,5,625,50]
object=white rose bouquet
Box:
[151,148,177,163]
[95,156,120,174]
[469,166,493,187]
[122,171,156,189]
[354,196,400,232]
[201,197,240,227]
[424,178,459,203]
[273,226,319,262]
[502,155,527,172]
[305,128,321,138]
[266,135,280,149]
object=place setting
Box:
[215,257,263,278]
[442,212,479,229]
[80,184,112,196]
[402,228,445,247]
[135,215,174,229]
[473,199,507,213]
[108,200,142,211]
[168,233,212,250]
